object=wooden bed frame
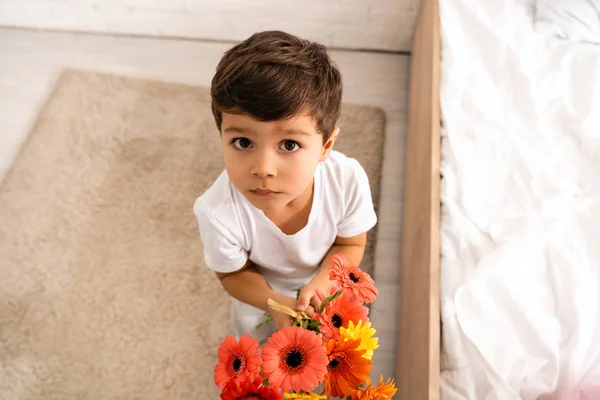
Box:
[396,0,441,398]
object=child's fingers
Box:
[303,305,316,318]
[309,296,321,312]
[296,288,314,311]
[315,289,325,301]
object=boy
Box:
[193,30,377,342]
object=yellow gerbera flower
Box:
[284,392,326,399]
[339,320,379,360]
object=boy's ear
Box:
[320,127,340,161]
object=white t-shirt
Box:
[193,150,377,297]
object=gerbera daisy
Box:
[314,292,369,341]
[323,338,372,398]
[329,253,378,304]
[314,286,340,313]
[339,320,379,360]
[262,326,328,393]
[350,375,398,399]
[220,378,282,400]
[214,334,262,389]
[284,392,327,399]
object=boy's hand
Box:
[271,308,293,331]
[269,295,315,330]
[296,274,334,317]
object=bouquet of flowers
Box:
[213,253,398,399]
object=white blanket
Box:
[536,0,600,45]
[439,0,600,399]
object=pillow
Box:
[535,0,600,45]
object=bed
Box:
[397,0,600,399]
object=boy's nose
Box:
[251,153,277,178]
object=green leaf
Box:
[303,319,321,334]
[255,313,274,330]
[318,289,343,314]
[308,320,321,329]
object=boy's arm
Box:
[216,261,293,312]
[216,261,314,329]
[296,231,367,314]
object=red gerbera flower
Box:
[262,326,328,393]
[220,378,282,400]
[314,291,369,341]
[214,334,262,389]
[329,253,378,304]
[323,338,372,398]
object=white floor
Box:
[0,27,410,381]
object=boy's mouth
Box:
[251,188,279,196]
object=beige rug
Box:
[0,69,385,399]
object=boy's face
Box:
[220,111,338,214]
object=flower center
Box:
[285,349,304,369]
[328,358,340,369]
[231,355,245,372]
[331,314,343,328]
[348,272,361,283]
[242,395,261,400]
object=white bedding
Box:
[439,0,600,399]
[535,0,600,45]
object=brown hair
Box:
[211,30,343,143]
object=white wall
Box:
[0,0,418,52]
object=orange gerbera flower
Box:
[329,253,378,304]
[220,378,282,400]
[214,334,262,389]
[323,338,372,398]
[350,375,398,399]
[262,326,328,393]
[314,291,369,341]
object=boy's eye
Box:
[280,140,300,152]
[232,137,252,149]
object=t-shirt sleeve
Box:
[194,200,248,273]
[336,159,378,238]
